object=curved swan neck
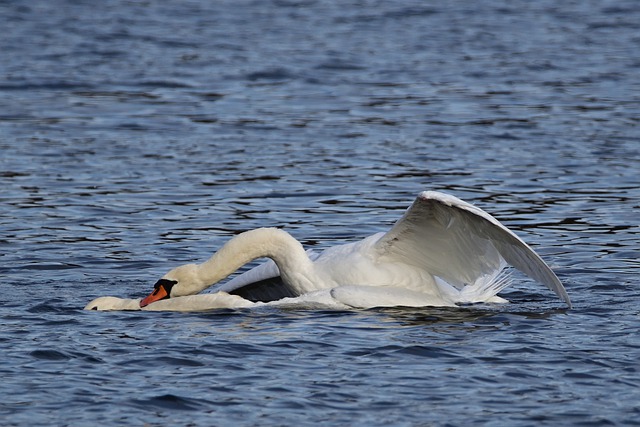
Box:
[195,228,313,291]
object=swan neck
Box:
[197,228,312,289]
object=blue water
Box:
[2,0,640,425]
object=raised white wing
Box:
[374,191,571,307]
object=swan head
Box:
[140,264,203,307]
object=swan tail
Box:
[461,267,513,304]
[437,261,514,304]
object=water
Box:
[1,0,639,425]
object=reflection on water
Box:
[1,0,640,425]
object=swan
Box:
[86,191,571,311]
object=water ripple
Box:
[1,0,640,425]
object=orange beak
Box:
[140,279,176,307]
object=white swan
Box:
[85,191,570,311]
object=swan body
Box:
[86,191,571,311]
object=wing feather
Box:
[374,191,571,307]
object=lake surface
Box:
[1,0,639,425]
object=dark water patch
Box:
[122,356,205,368]
[0,171,30,178]
[30,349,70,361]
[26,301,76,314]
[72,90,161,100]
[246,67,296,81]
[0,82,95,91]
[316,60,366,71]
[136,80,194,89]
[130,393,208,411]
[188,114,219,124]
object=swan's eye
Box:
[140,279,178,307]
[153,279,178,295]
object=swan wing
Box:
[374,191,571,307]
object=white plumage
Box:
[86,191,570,311]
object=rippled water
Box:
[2,0,640,425]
